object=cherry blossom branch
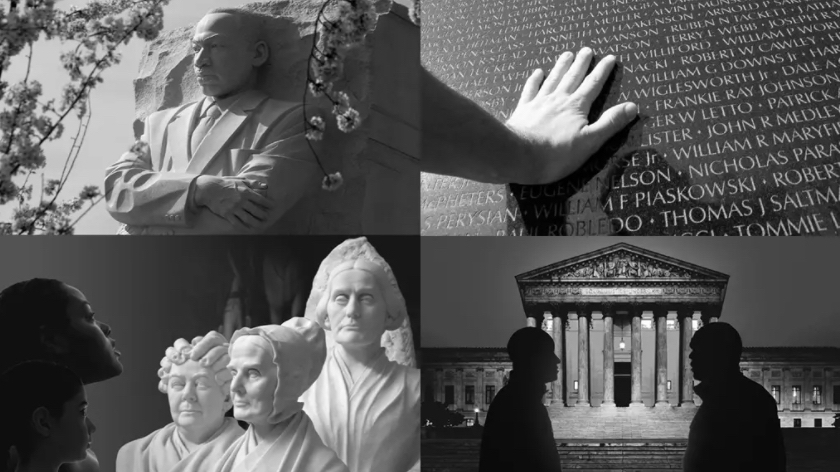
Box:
[303,0,389,191]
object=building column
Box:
[435,369,444,403]
[782,367,790,411]
[654,308,669,407]
[804,368,812,411]
[552,310,566,407]
[602,304,616,407]
[577,305,591,407]
[456,368,464,410]
[477,368,485,410]
[678,307,695,407]
[630,305,643,407]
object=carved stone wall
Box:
[134,0,418,234]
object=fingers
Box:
[518,68,544,105]
[581,102,639,150]
[243,200,269,222]
[538,51,575,97]
[243,179,268,191]
[574,54,617,111]
[244,189,274,210]
[234,209,263,231]
[225,214,250,232]
[557,47,594,95]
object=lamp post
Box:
[474,408,480,427]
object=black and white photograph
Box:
[0,235,420,472]
[0,0,419,235]
[421,237,840,471]
[421,0,840,236]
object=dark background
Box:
[422,237,840,348]
[0,236,419,472]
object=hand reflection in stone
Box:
[506,47,639,185]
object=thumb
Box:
[244,180,268,190]
[582,102,638,149]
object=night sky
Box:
[421,237,840,349]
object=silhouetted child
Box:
[479,327,562,471]
[684,322,786,471]
[1,361,95,472]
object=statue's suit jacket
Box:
[104,90,323,234]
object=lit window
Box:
[641,319,653,330]
[667,380,672,391]
[574,380,579,391]
[692,319,700,331]
[771,386,780,404]
[465,385,475,405]
[792,386,801,405]
[813,386,822,405]
[466,418,474,427]
[667,320,677,330]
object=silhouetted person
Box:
[479,327,561,472]
[683,322,786,472]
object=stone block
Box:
[133,0,418,234]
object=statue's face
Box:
[57,284,123,384]
[167,359,228,440]
[45,388,93,464]
[192,13,260,99]
[326,269,387,349]
[228,336,278,426]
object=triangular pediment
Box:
[515,243,729,282]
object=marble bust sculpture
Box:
[210,317,348,472]
[302,237,420,472]
[116,334,244,472]
[104,7,322,235]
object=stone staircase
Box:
[548,404,697,440]
[421,439,687,472]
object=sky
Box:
[421,237,840,349]
[4,0,411,234]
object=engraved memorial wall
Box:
[422,0,840,235]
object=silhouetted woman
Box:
[0,361,94,472]
[0,279,123,472]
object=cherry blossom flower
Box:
[303,0,394,192]
[322,172,343,191]
[0,0,171,233]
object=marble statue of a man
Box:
[301,237,420,472]
[116,335,244,472]
[212,318,348,472]
[104,7,321,235]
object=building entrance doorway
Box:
[615,362,631,407]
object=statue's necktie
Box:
[190,103,222,157]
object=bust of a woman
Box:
[116,335,244,472]
[301,237,420,472]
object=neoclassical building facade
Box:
[421,244,840,436]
